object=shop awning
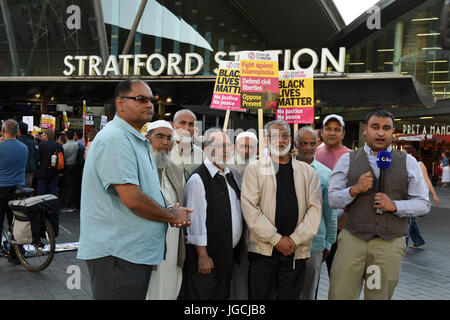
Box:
[395,134,450,142]
[0,73,436,113]
[315,73,436,108]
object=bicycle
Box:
[1,186,56,272]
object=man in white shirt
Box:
[178,128,245,300]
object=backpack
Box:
[49,145,64,171]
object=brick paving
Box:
[1,187,450,300]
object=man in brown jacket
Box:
[241,119,322,300]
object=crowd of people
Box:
[0,78,440,300]
[75,79,434,300]
[0,118,97,262]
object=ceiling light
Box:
[377,49,394,52]
[191,9,198,14]
[420,116,433,119]
[314,116,320,120]
[411,17,439,22]
[417,32,440,36]
[384,62,393,64]
[429,70,449,73]
[165,113,171,116]
[35,93,40,98]
[395,118,402,121]
[166,97,172,103]
[421,47,442,50]
[425,60,448,63]
[431,81,450,84]
[348,62,365,65]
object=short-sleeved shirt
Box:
[315,145,351,170]
[77,116,167,265]
[0,139,28,187]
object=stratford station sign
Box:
[62,47,346,77]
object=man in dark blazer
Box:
[35,129,64,196]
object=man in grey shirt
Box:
[62,130,79,212]
[328,110,430,300]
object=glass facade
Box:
[0,0,270,77]
[345,0,450,100]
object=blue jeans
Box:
[406,217,425,247]
[36,178,58,196]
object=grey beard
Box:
[269,142,291,157]
[151,148,171,169]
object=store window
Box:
[345,0,450,100]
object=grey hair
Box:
[264,119,291,137]
[295,126,317,144]
[2,119,19,136]
[173,109,197,123]
[203,127,227,148]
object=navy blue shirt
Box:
[17,135,37,173]
[0,139,28,187]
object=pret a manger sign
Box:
[62,47,346,77]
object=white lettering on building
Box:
[62,47,346,77]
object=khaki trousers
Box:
[328,229,406,300]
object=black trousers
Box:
[179,268,232,300]
[86,256,153,300]
[0,186,15,230]
[63,165,76,208]
[248,251,306,300]
[325,229,341,276]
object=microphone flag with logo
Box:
[376,151,392,169]
[375,150,391,214]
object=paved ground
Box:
[1,187,450,300]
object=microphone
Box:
[375,151,392,214]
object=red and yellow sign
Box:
[276,69,314,124]
[41,114,56,130]
[239,51,279,109]
[210,61,244,112]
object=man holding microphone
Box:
[328,110,430,300]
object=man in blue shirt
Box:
[295,126,337,300]
[77,79,192,300]
[0,119,28,262]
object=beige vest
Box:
[345,148,408,241]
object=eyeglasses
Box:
[120,95,158,105]
[299,141,316,147]
[151,134,173,142]
[269,134,291,141]
[210,143,233,149]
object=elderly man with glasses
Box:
[240,119,322,300]
[179,128,245,300]
[145,120,186,300]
